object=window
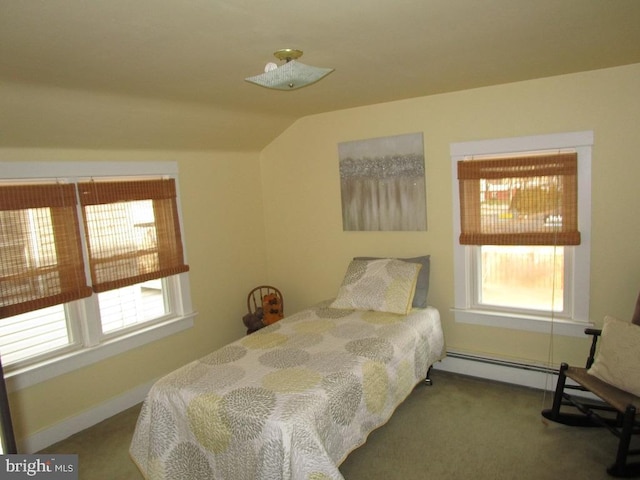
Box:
[451,132,592,337]
[475,245,567,313]
[0,162,195,390]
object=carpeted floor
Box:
[39,370,627,479]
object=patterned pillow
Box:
[354,255,430,308]
[330,259,421,315]
[587,315,640,397]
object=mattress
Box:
[130,300,445,480]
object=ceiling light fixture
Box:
[245,49,334,91]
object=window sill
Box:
[452,308,593,337]
[5,312,197,393]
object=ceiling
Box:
[1,0,640,151]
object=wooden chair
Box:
[245,286,284,334]
[541,291,640,477]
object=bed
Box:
[130,258,445,480]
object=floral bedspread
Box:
[130,301,444,480]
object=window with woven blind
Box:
[451,131,593,336]
[0,183,92,319]
[78,179,189,293]
[0,161,194,388]
[457,152,580,246]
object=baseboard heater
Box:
[433,350,602,403]
[447,350,557,374]
[433,350,561,392]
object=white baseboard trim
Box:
[433,352,559,391]
[20,380,154,454]
[432,351,600,402]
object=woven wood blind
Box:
[457,153,580,245]
[78,179,189,293]
[0,184,92,319]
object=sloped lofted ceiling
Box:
[1,0,640,151]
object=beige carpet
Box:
[39,370,627,479]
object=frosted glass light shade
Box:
[245,60,334,90]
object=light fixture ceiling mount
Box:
[273,48,303,62]
[245,49,334,91]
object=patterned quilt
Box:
[130,301,445,480]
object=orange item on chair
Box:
[262,293,284,325]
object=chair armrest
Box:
[584,327,602,369]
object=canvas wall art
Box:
[338,132,427,231]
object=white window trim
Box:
[450,131,593,337]
[0,161,196,392]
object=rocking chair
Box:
[541,291,640,477]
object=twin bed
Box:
[130,257,445,480]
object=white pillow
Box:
[587,315,640,398]
[330,259,421,315]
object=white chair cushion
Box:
[587,315,640,397]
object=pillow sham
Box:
[355,255,430,308]
[330,258,421,315]
[587,315,640,397]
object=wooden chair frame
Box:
[541,293,640,477]
[245,286,284,334]
[247,285,283,316]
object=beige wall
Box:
[0,148,267,445]
[260,63,640,368]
